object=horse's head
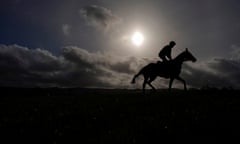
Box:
[183,48,197,62]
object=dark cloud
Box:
[0,44,141,88]
[182,58,240,89]
[0,44,67,87]
[1,44,240,89]
[230,45,240,60]
[62,24,71,36]
[80,5,121,30]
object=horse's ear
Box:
[186,48,188,51]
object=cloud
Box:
[62,24,71,36]
[230,45,240,60]
[0,44,67,87]
[0,44,144,88]
[181,58,240,89]
[79,5,121,31]
[1,44,240,89]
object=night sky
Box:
[0,0,240,88]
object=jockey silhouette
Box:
[158,41,176,62]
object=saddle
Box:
[156,60,172,65]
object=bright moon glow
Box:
[131,32,144,46]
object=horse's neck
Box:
[173,52,185,65]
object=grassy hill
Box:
[1,88,240,144]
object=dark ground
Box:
[0,88,240,144]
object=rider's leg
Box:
[160,55,167,62]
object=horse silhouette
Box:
[131,48,196,93]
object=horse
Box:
[131,48,196,93]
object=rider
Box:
[158,41,176,62]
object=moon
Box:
[131,31,144,46]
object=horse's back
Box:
[151,61,176,78]
[139,61,180,78]
[140,63,157,75]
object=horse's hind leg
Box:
[147,76,157,91]
[142,77,148,94]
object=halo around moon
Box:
[131,31,144,46]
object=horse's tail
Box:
[131,70,142,84]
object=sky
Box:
[0,0,240,89]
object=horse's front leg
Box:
[168,78,174,92]
[176,76,187,91]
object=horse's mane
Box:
[173,50,186,61]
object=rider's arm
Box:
[167,49,172,60]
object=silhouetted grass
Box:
[0,88,240,144]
